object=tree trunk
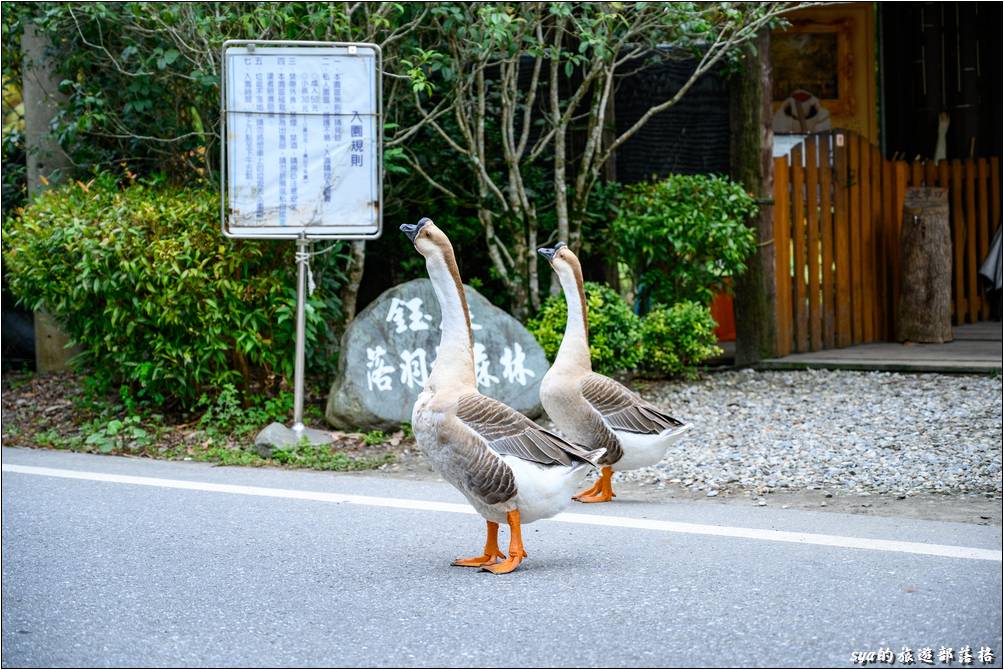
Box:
[600,82,621,293]
[23,24,70,193]
[338,240,367,326]
[510,234,529,321]
[730,30,777,366]
[23,21,78,373]
[895,188,953,343]
[550,125,568,297]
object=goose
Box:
[537,242,690,503]
[400,218,605,574]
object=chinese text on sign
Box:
[222,43,381,238]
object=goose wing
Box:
[455,392,603,467]
[580,373,685,434]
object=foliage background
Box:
[528,281,644,375]
[3,174,346,409]
[1,2,779,414]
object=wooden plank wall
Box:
[773,129,1001,354]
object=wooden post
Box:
[895,188,953,343]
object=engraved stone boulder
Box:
[326,278,547,430]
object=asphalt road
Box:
[2,447,1001,668]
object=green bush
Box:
[611,174,758,312]
[528,281,643,374]
[639,301,722,378]
[3,174,345,409]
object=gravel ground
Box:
[615,369,1002,498]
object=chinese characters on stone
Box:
[369,295,534,393]
[398,349,429,390]
[366,346,394,392]
[386,298,432,334]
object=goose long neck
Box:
[555,263,592,372]
[426,247,477,392]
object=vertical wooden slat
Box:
[773,156,792,356]
[881,159,896,338]
[834,133,852,347]
[937,161,958,324]
[870,146,883,340]
[891,161,909,334]
[859,135,874,342]
[791,144,808,352]
[977,158,990,320]
[848,135,863,344]
[924,159,937,187]
[805,137,821,350]
[911,161,923,187]
[993,158,1001,280]
[951,160,966,323]
[820,135,835,349]
[965,159,978,323]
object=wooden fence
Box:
[773,129,1001,356]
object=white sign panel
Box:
[222,42,381,239]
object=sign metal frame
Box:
[219,40,383,444]
[219,39,383,240]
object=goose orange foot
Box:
[482,510,527,575]
[572,478,602,500]
[453,520,506,567]
[573,466,616,504]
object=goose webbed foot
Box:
[453,520,506,567]
[573,466,616,504]
[572,478,603,500]
[481,510,526,575]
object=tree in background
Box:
[3,3,430,178]
[3,2,810,326]
[1,2,438,324]
[404,2,807,318]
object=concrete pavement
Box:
[2,447,1001,667]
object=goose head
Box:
[537,241,583,286]
[401,217,452,259]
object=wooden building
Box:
[766,2,1001,358]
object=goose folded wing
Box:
[580,373,685,434]
[455,393,596,466]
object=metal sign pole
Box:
[265,234,331,448]
[291,233,309,435]
[220,40,383,451]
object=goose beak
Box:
[537,241,567,262]
[400,217,432,243]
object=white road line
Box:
[3,463,1000,562]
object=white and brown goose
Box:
[400,218,604,574]
[537,242,690,503]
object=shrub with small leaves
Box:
[528,281,642,375]
[639,301,721,378]
[3,174,346,409]
[611,173,758,312]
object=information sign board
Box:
[221,41,381,239]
